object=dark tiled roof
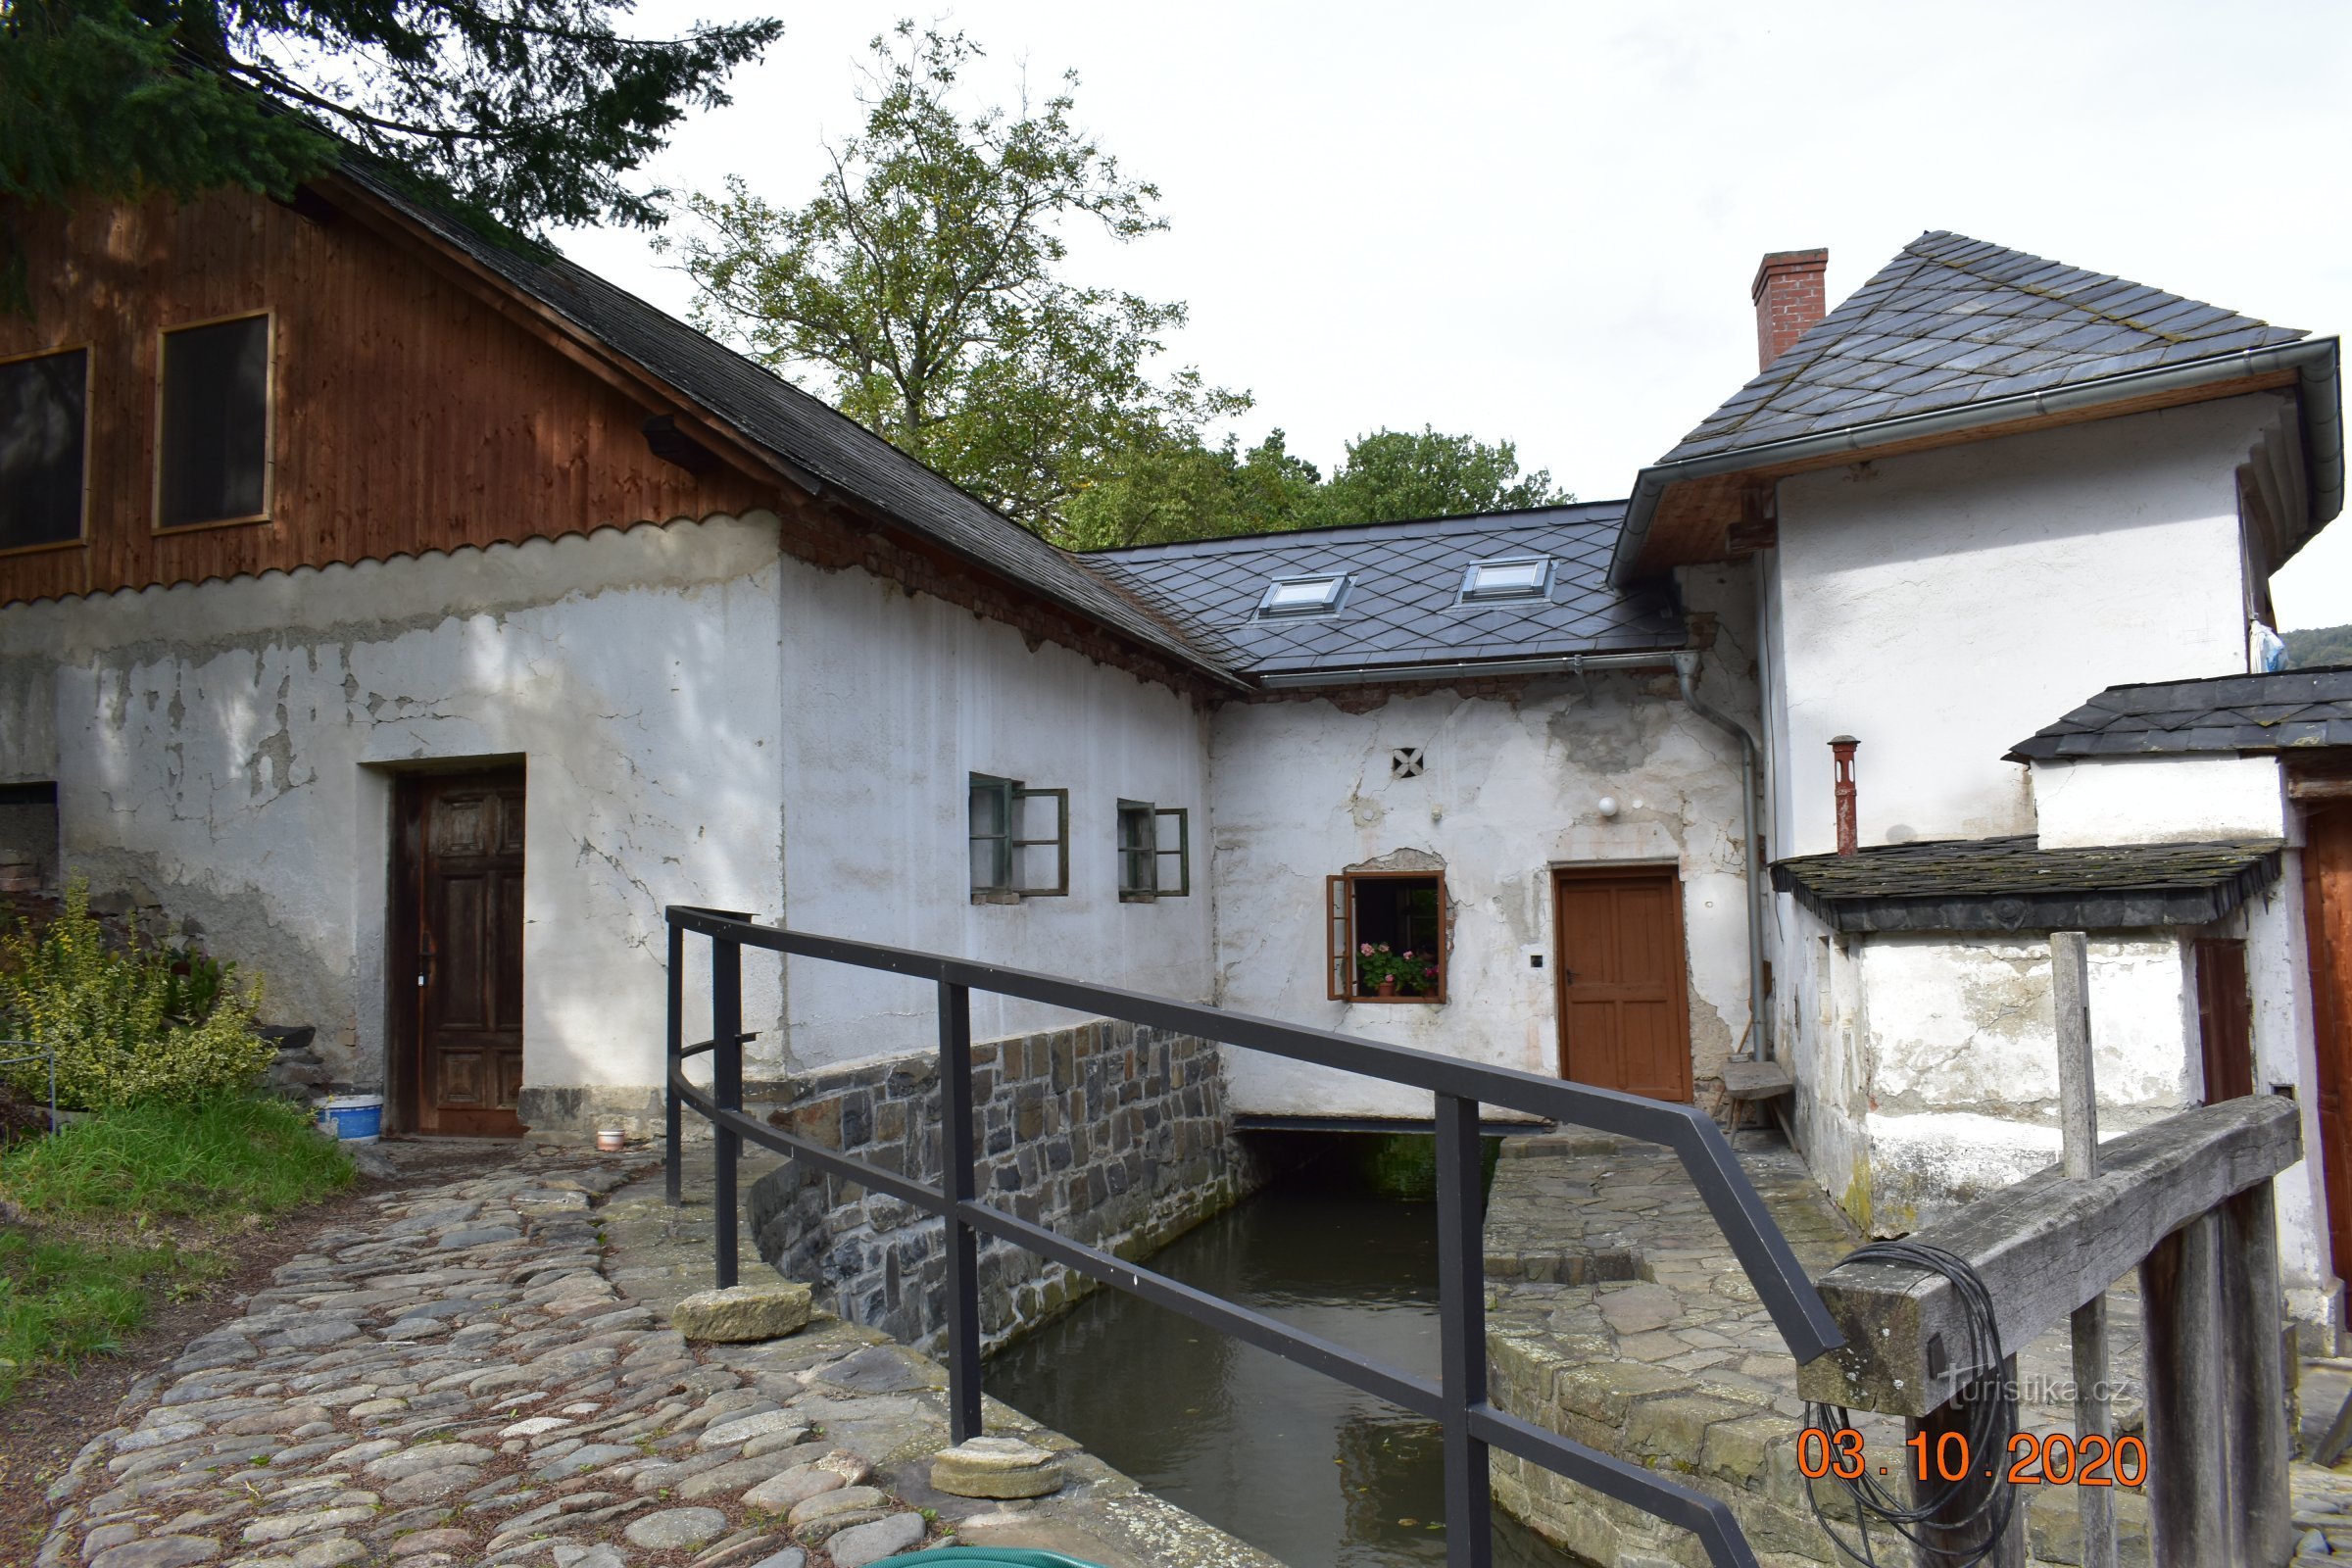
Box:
[1771,836,2283,934]
[1082,506,1686,678]
[337,166,1227,680]
[1663,231,2308,465]
[2008,665,2352,760]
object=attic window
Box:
[158,314,271,529]
[1257,573,1349,619]
[1458,557,1553,604]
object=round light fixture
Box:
[1595,795,1620,818]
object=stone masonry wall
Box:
[745,1019,1254,1356]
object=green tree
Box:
[665,24,1245,539]
[0,0,779,292]
[1064,429,1322,550]
[1301,426,1569,528]
[2285,623,2352,669]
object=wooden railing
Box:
[1797,933,2301,1567]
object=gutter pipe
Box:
[1675,650,1768,1064]
[1253,648,1683,689]
[1609,336,2345,587]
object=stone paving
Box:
[36,1145,1278,1568]
[1483,1132,2157,1567]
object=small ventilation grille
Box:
[1391,747,1426,779]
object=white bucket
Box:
[318,1094,385,1144]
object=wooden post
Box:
[2140,1212,2230,1563]
[1909,1354,2026,1568]
[2052,932,2117,1568]
[2220,1180,2293,1565]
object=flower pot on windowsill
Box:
[1375,979,1398,998]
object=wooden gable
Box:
[0,185,778,606]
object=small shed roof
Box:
[1770,835,2283,934]
[2007,665,2352,760]
[1082,505,1685,680]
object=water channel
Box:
[991,1145,1581,1567]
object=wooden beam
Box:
[2140,1213,2229,1562]
[1796,1095,2300,1416]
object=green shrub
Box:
[0,883,274,1110]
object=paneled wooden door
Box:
[2305,802,2352,1281]
[1553,866,1693,1102]
[394,769,525,1137]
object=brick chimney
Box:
[1751,249,1828,370]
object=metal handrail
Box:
[663,904,1842,1568]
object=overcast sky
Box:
[556,0,2352,629]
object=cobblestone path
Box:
[38,1148,1276,1568]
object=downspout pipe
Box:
[1675,650,1767,1063]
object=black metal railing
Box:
[662,905,1841,1568]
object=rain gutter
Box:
[1608,336,2345,587]
[1674,651,1767,1063]
[1252,649,1684,690]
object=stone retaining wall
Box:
[746,1019,1254,1355]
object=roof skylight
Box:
[1256,573,1350,619]
[1457,557,1554,604]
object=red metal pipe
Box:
[1831,736,1859,857]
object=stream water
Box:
[990,1155,1581,1567]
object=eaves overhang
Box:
[1610,336,2344,588]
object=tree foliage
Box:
[2285,623,2352,669]
[1065,424,1572,550]
[0,0,779,288]
[666,24,1245,537]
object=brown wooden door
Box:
[2307,803,2352,1281]
[2193,937,2255,1104]
[398,769,525,1136]
[1554,867,1692,1102]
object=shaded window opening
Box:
[0,349,87,551]
[969,774,1068,901]
[159,315,270,528]
[1326,870,1446,1003]
[1117,801,1190,900]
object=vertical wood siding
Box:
[0,188,777,605]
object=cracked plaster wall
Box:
[1766,394,2281,859]
[768,554,1213,1067]
[0,515,791,1112]
[1204,566,1760,1119]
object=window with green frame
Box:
[1116,800,1190,900]
[969,774,1068,901]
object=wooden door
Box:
[395,769,525,1136]
[1554,867,1693,1102]
[2306,803,2352,1281]
[2193,938,2254,1104]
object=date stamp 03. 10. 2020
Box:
[1797,1427,2150,1490]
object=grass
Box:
[0,1097,354,1398]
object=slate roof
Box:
[1662,231,2310,465]
[1081,505,1685,679]
[335,165,1229,681]
[1771,836,2284,934]
[2007,665,2352,760]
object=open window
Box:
[1326,870,1446,1003]
[969,774,1068,902]
[1,348,88,552]
[158,314,271,529]
[1117,802,1191,900]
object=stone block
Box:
[671,1282,813,1344]
[929,1436,1066,1498]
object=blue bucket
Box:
[318,1094,384,1144]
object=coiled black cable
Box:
[1803,1240,2019,1567]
